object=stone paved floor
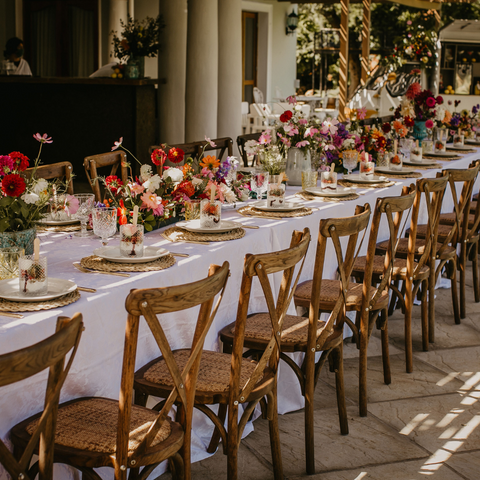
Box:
[158,266,480,479]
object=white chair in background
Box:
[248,103,277,133]
[241,101,251,134]
[272,102,290,115]
[253,87,264,104]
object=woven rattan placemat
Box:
[237,205,313,219]
[423,154,461,161]
[0,290,81,313]
[408,162,442,170]
[164,226,245,243]
[80,254,176,272]
[338,179,395,189]
[382,172,422,179]
[296,191,360,202]
[447,147,476,154]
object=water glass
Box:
[120,224,144,258]
[453,133,464,146]
[250,170,269,199]
[185,199,201,221]
[342,151,358,175]
[360,161,375,179]
[19,255,48,296]
[422,139,434,154]
[320,171,337,191]
[389,153,403,171]
[73,193,95,237]
[92,207,117,246]
[267,176,286,208]
[301,170,318,190]
[410,147,423,163]
[436,128,448,152]
[200,199,222,228]
[0,247,24,280]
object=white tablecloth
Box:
[1,149,479,479]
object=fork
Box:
[73,262,130,277]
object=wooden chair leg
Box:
[207,403,227,454]
[227,404,240,480]
[450,260,461,324]
[459,248,467,319]
[134,391,148,407]
[405,283,414,374]
[267,382,283,480]
[388,280,399,316]
[333,343,349,434]
[304,352,316,475]
[170,452,185,480]
[473,242,480,303]
[421,280,429,352]
[428,259,436,344]
[176,403,192,480]
[380,309,391,385]
[359,312,369,417]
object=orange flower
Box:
[182,164,193,175]
[443,110,452,124]
[199,155,220,171]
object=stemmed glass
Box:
[92,207,118,247]
[250,170,269,200]
[342,151,358,176]
[73,194,95,237]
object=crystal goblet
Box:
[92,207,117,247]
[73,194,95,237]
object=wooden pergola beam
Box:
[338,0,349,122]
[361,0,371,85]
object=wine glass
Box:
[92,207,117,247]
[342,151,358,176]
[250,170,269,200]
[73,194,95,237]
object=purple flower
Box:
[33,133,53,144]
[450,113,461,127]
[0,155,14,176]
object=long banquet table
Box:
[1,148,479,479]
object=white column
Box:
[157,0,188,144]
[185,0,218,142]
[109,0,128,58]
[217,0,242,144]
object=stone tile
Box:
[413,345,480,391]
[288,458,466,480]
[445,450,480,479]
[242,406,427,476]
[313,378,356,411]
[368,392,480,455]
[321,354,465,405]
[342,334,403,360]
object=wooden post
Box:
[338,0,350,122]
[361,0,371,85]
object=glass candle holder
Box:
[360,161,375,179]
[410,147,423,163]
[120,224,144,258]
[436,128,448,152]
[185,199,201,221]
[301,170,318,190]
[388,153,403,171]
[320,171,337,191]
[453,133,464,146]
[19,255,48,296]
[0,247,24,280]
[267,176,286,208]
[376,152,389,168]
[422,139,434,154]
[200,199,222,228]
[49,195,70,221]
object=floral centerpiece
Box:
[101,137,249,230]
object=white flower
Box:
[192,177,203,186]
[140,164,153,182]
[239,189,250,202]
[162,167,183,183]
[22,192,40,204]
[400,99,415,118]
[33,179,48,195]
[143,174,161,193]
[435,105,446,122]
[223,185,237,204]
[342,138,355,150]
[405,46,412,56]
[244,140,259,155]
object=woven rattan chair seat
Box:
[232,314,326,345]
[26,397,171,454]
[406,224,453,240]
[294,279,388,309]
[377,237,456,258]
[144,349,259,394]
[352,255,429,280]
[439,212,476,228]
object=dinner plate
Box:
[93,246,170,263]
[0,278,77,302]
[403,159,439,166]
[446,143,473,150]
[465,139,480,146]
[424,151,459,158]
[343,174,388,184]
[38,217,80,226]
[375,166,416,175]
[177,220,241,233]
[252,201,305,212]
[305,186,354,198]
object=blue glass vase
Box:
[0,228,36,255]
[413,120,428,146]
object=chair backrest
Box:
[25,162,74,195]
[230,229,311,423]
[309,205,372,353]
[198,137,233,163]
[237,132,261,167]
[83,151,129,202]
[467,161,480,242]
[253,87,264,104]
[121,262,230,478]
[0,314,83,480]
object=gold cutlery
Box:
[0,312,24,319]
[77,286,97,293]
[233,224,259,229]
[161,233,210,246]
[73,262,130,278]
[169,252,189,258]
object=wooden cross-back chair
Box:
[25,162,74,195]
[377,175,453,352]
[83,151,129,201]
[134,229,311,480]
[237,132,261,167]
[11,265,230,480]
[4,314,83,480]
[415,163,480,320]
[352,185,424,376]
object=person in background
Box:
[1,37,32,76]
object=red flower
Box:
[167,147,185,164]
[436,95,444,105]
[1,173,26,197]
[406,82,421,100]
[279,110,293,123]
[151,148,167,166]
[117,199,128,225]
[105,175,123,195]
[8,152,29,171]
[381,123,391,134]
[174,180,195,198]
[404,116,415,128]
[426,97,436,108]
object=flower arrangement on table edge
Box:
[101,137,250,231]
[445,102,480,139]
[0,134,78,233]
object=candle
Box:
[133,205,138,226]
[365,152,369,162]
[394,139,398,155]
[210,184,216,203]
[277,172,284,186]
[34,238,40,262]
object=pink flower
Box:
[298,118,308,125]
[140,192,164,216]
[425,119,434,129]
[33,133,53,144]
[357,107,367,120]
[259,131,272,144]
[284,125,299,136]
[286,95,297,105]
[0,155,14,176]
[111,137,123,151]
[296,141,310,148]
[65,195,79,215]
[128,182,145,197]
[406,20,412,25]
[426,97,436,108]
[304,127,319,138]
[205,136,216,148]
[201,167,214,180]
[450,130,456,136]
